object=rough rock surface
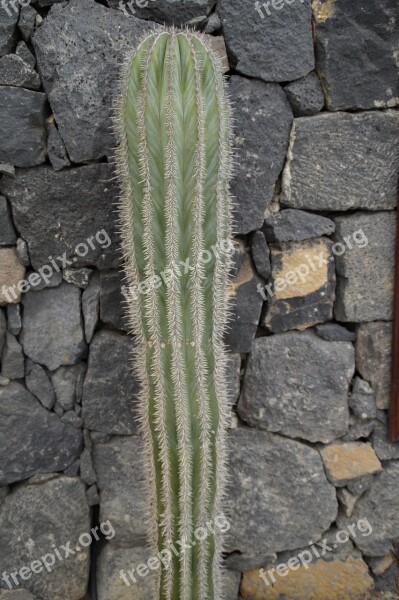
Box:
[0,382,82,484]
[0,477,90,599]
[282,111,399,211]
[372,422,399,461]
[0,164,120,271]
[0,247,26,306]
[93,436,147,547]
[229,76,293,234]
[219,0,314,82]
[334,212,395,322]
[107,0,215,25]
[0,310,6,357]
[0,54,40,89]
[51,363,86,411]
[356,321,392,410]
[251,231,271,281]
[320,443,382,487]
[100,271,129,333]
[97,545,155,600]
[0,87,47,167]
[46,120,71,171]
[6,303,21,335]
[21,283,87,371]
[32,0,153,163]
[315,323,356,342]
[238,332,354,443]
[25,360,55,409]
[82,272,100,343]
[263,210,335,243]
[262,238,336,333]
[0,196,16,246]
[1,332,24,379]
[0,9,19,57]
[314,0,399,111]
[225,427,337,569]
[82,330,139,435]
[283,71,325,116]
[349,377,376,421]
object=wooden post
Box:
[389,192,399,443]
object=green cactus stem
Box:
[113,29,233,600]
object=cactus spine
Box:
[114,30,233,600]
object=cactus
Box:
[113,29,233,600]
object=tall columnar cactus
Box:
[114,29,233,600]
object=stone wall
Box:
[0,0,398,599]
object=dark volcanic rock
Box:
[46,118,71,171]
[6,304,21,336]
[51,363,86,411]
[82,329,139,435]
[0,196,16,246]
[100,270,129,332]
[225,427,337,570]
[1,332,24,379]
[82,271,100,343]
[229,76,293,234]
[0,54,40,90]
[282,111,399,211]
[18,4,37,42]
[251,231,271,281]
[0,164,120,271]
[0,8,19,57]
[356,321,392,410]
[314,0,399,110]
[315,323,356,343]
[16,40,36,68]
[32,0,153,163]
[107,0,215,25]
[283,71,325,116]
[263,209,335,243]
[219,0,314,82]
[334,212,396,322]
[0,382,82,484]
[238,331,354,443]
[0,309,5,358]
[25,360,55,409]
[21,283,87,371]
[0,87,47,168]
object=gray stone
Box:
[349,378,377,421]
[1,332,24,379]
[100,270,129,332]
[356,321,392,410]
[219,0,314,82]
[347,475,375,498]
[0,8,19,57]
[0,591,35,599]
[341,415,375,443]
[263,209,335,243]
[61,410,83,429]
[283,71,325,116]
[0,477,90,599]
[282,111,399,211]
[229,76,293,234]
[63,457,80,476]
[314,0,399,111]
[0,87,47,168]
[0,164,120,271]
[223,570,241,599]
[21,283,87,371]
[93,436,147,547]
[16,238,30,267]
[46,120,71,171]
[108,0,215,24]
[238,332,354,443]
[334,212,395,322]
[262,238,336,333]
[185,14,208,29]
[32,0,153,163]
[226,353,241,407]
[337,487,358,519]
[224,245,263,353]
[30,269,63,291]
[372,422,399,462]
[18,4,37,42]
[315,323,356,342]
[204,11,221,33]
[51,363,86,411]
[225,427,337,569]
[0,309,6,358]
[80,447,96,486]
[0,196,16,246]
[15,41,35,68]
[86,484,99,507]
[0,382,82,484]
[251,231,271,281]
[63,268,92,289]
[6,303,21,336]
[82,330,139,435]
[25,360,55,410]
[82,271,100,344]
[337,462,399,557]
[0,164,15,177]
[97,544,155,600]
[0,54,40,90]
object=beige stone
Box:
[320,442,382,486]
[0,248,25,306]
[241,557,374,600]
[337,487,358,518]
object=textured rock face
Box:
[21,283,87,371]
[0,54,40,89]
[314,0,399,110]
[226,428,337,569]
[241,556,374,600]
[282,111,399,211]
[262,238,336,333]
[93,436,147,547]
[238,332,354,443]
[0,382,82,484]
[82,330,139,435]
[100,271,129,333]
[0,87,47,167]
[0,9,19,57]
[108,0,215,25]
[263,210,335,243]
[0,248,26,306]
[0,478,90,599]
[356,321,392,410]
[25,361,55,409]
[283,71,325,116]
[229,76,293,234]
[0,164,119,271]
[1,332,24,379]
[320,443,382,487]
[32,0,152,163]
[219,0,314,82]
[97,545,155,600]
[251,232,271,281]
[0,196,16,246]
